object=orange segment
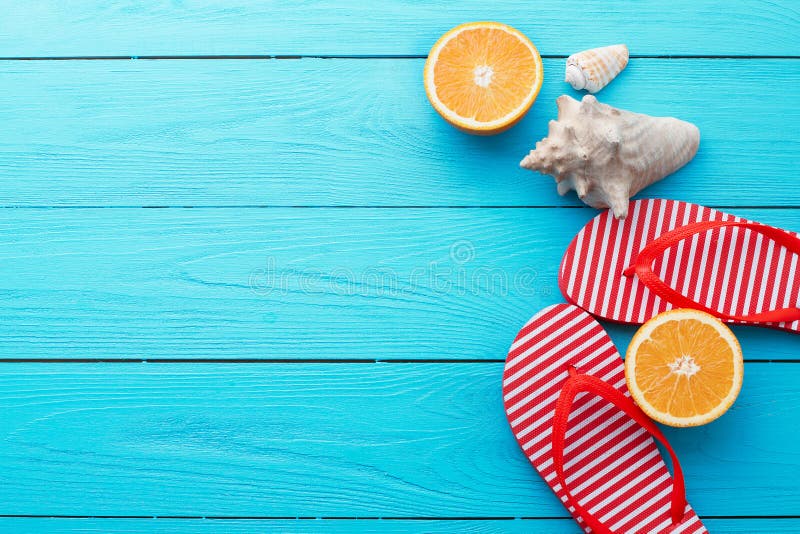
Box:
[625,309,744,427]
[423,22,543,135]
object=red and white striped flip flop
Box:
[503,304,705,534]
[559,199,800,332]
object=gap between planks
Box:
[0,359,794,364]
[0,515,551,520]
[2,515,799,519]
[0,55,799,60]
[4,205,800,210]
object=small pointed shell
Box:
[565,44,629,93]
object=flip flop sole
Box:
[559,199,800,333]
[503,304,705,533]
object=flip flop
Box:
[559,199,800,333]
[503,304,705,534]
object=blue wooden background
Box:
[1,2,799,532]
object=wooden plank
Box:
[2,207,799,360]
[1,59,799,208]
[0,518,796,533]
[1,363,798,517]
[2,1,798,57]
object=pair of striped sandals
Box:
[503,199,800,534]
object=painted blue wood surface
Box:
[2,207,798,361]
[3,518,800,534]
[0,518,797,534]
[1,363,798,518]
[1,1,799,532]
[1,1,798,57]
[0,59,798,207]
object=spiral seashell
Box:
[565,44,629,93]
[520,95,700,219]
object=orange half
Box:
[423,22,543,135]
[625,309,744,427]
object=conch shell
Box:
[565,44,628,93]
[520,95,700,219]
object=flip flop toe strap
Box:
[622,219,800,324]
[551,367,688,534]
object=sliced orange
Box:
[625,309,744,427]
[423,22,543,135]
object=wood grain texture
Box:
[0,363,798,517]
[2,6,800,533]
[1,1,798,57]
[1,59,799,207]
[3,207,800,360]
[0,518,795,533]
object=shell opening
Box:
[565,64,586,90]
